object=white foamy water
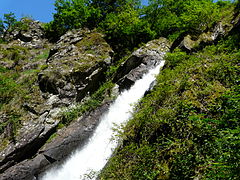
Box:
[41,60,165,180]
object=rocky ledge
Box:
[113,37,170,91]
[170,11,240,52]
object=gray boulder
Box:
[0,102,111,180]
[113,37,170,91]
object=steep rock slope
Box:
[0,19,171,179]
[0,21,114,178]
[39,29,113,102]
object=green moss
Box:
[76,32,111,57]
[46,132,58,143]
[73,60,94,72]
[0,71,20,105]
[40,64,48,70]
[33,49,49,61]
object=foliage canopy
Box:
[43,0,232,53]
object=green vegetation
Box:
[1,12,17,30]
[145,0,220,39]
[0,13,31,41]
[0,44,50,141]
[100,24,240,180]
[0,0,239,178]
[60,81,115,126]
[44,0,236,55]
[100,3,154,55]
[33,49,49,61]
[44,0,102,41]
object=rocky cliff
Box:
[0,18,172,179]
[1,8,239,179]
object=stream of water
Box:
[41,60,165,180]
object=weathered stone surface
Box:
[40,101,111,162]
[0,29,114,179]
[114,37,170,91]
[4,18,47,49]
[0,154,50,180]
[39,29,113,102]
[0,45,54,175]
[176,22,226,53]
[178,35,197,53]
[0,118,58,173]
[0,102,111,180]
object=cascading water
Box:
[41,60,165,180]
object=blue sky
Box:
[0,0,149,23]
[0,0,229,23]
[0,0,56,22]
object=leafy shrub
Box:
[100,4,155,54]
[0,69,20,105]
[145,0,220,38]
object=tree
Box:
[45,0,102,41]
[3,12,17,30]
[91,0,140,15]
[45,0,143,41]
[100,4,155,53]
[0,19,4,35]
[0,12,18,41]
[178,0,219,32]
[144,0,220,38]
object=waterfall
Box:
[41,60,165,180]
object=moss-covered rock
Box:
[172,9,240,53]
[39,29,113,102]
[4,18,48,49]
[0,26,115,177]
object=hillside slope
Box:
[0,1,239,179]
[100,10,240,180]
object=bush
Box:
[100,4,155,54]
[145,0,220,38]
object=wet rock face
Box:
[0,102,111,180]
[38,29,113,102]
[113,37,170,91]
